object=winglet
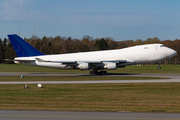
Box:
[7,34,45,57]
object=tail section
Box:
[8,34,44,57]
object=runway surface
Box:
[1,110,180,120]
[0,72,180,84]
[0,72,180,78]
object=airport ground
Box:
[0,64,180,119]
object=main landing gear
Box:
[157,62,161,70]
[89,68,107,75]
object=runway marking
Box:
[0,115,179,120]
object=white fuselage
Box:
[14,44,177,69]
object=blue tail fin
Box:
[8,34,45,57]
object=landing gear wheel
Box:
[157,61,161,70]
[101,71,107,74]
[89,69,107,75]
[157,66,161,70]
[89,71,94,74]
[98,71,102,75]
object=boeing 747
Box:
[7,34,177,74]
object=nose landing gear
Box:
[157,62,161,70]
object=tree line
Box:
[0,35,179,64]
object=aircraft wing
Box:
[35,58,127,64]
[6,58,130,65]
[34,58,129,68]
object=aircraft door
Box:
[155,45,158,50]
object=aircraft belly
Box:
[138,57,149,63]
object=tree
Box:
[93,38,108,50]
[144,37,160,44]
[0,39,3,63]
[132,39,143,46]
[5,43,16,64]
[81,36,91,52]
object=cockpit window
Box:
[160,45,166,47]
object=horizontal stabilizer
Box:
[5,59,35,62]
[4,59,14,61]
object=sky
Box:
[1,0,180,41]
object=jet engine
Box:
[104,62,117,70]
[77,63,90,70]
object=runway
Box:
[0,72,180,78]
[1,110,180,120]
[0,72,180,84]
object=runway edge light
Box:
[21,75,24,78]
[38,84,42,88]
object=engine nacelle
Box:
[77,63,90,70]
[104,63,117,70]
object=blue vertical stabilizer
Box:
[8,34,44,57]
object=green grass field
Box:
[0,64,180,112]
[1,83,180,112]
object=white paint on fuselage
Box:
[14,44,177,69]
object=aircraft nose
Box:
[166,48,177,58]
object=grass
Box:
[0,64,180,73]
[0,83,180,112]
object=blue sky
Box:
[1,0,180,41]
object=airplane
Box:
[7,34,177,75]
